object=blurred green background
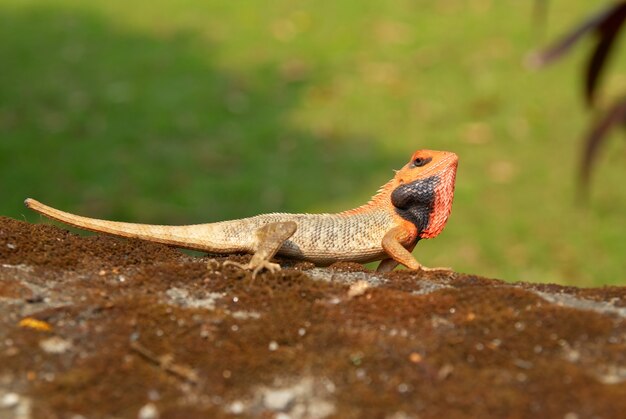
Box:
[1,0,624,286]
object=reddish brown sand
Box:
[0,216,625,418]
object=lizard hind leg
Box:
[222,221,297,278]
[376,258,400,273]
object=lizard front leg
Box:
[376,241,416,273]
[222,221,297,278]
[380,226,451,272]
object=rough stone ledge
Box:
[1,216,625,418]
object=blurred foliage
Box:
[531,1,626,192]
[0,0,624,285]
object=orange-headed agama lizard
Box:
[24,149,458,276]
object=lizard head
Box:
[390,149,458,239]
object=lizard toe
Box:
[250,261,282,278]
[222,260,248,271]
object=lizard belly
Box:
[269,212,394,265]
[281,246,388,265]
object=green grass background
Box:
[1,0,624,286]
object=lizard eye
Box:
[412,157,431,167]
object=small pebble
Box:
[138,402,159,419]
[437,364,454,380]
[39,337,72,354]
[1,392,19,408]
[347,280,370,298]
[409,352,423,363]
[268,341,279,351]
[264,388,295,410]
[228,401,244,414]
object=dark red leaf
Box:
[528,3,625,68]
[585,5,626,105]
[580,96,626,191]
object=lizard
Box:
[24,149,458,276]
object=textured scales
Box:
[244,210,396,264]
[25,149,458,273]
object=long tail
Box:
[24,198,247,253]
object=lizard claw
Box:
[250,261,282,278]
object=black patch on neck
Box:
[391,175,439,235]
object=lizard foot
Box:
[223,260,282,278]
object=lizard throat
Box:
[390,165,456,239]
[391,176,437,237]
